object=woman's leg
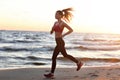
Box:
[44,46,60,78]
[61,47,83,71]
[61,47,78,63]
[58,38,78,63]
[51,46,59,73]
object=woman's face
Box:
[55,12,62,19]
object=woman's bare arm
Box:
[62,22,73,37]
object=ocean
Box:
[0,30,120,69]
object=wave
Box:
[25,62,46,66]
[0,39,40,43]
[0,46,53,52]
[0,31,48,44]
[84,38,106,42]
[57,57,120,63]
[13,56,40,60]
[75,45,120,51]
[0,45,120,52]
[65,45,120,51]
[72,40,120,46]
[0,56,51,61]
[2,47,29,51]
[26,56,51,60]
[14,40,40,43]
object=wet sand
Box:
[0,66,120,80]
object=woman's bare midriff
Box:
[55,32,62,38]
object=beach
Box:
[0,66,120,80]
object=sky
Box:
[0,0,120,34]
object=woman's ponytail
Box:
[62,8,73,22]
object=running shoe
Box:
[77,61,83,71]
[44,73,54,78]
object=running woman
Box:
[44,8,83,78]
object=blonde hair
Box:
[56,8,73,22]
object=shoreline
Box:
[0,66,120,80]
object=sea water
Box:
[0,30,120,69]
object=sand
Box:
[0,66,120,80]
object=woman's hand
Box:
[62,30,73,37]
[62,22,73,37]
[50,30,53,34]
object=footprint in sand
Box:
[91,74,99,77]
[74,75,79,78]
[87,72,99,78]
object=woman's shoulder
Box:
[54,21,58,24]
[61,20,67,25]
[61,20,69,26]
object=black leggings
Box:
[51,38,78,73]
